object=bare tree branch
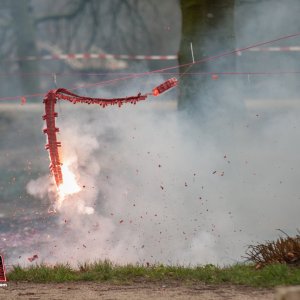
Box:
[34,0,89,25]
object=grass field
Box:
[6,261,300,287]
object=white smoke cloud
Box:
[22,89,300,267]
[19,0,300,267]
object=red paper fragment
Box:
[28,254,38,262]
[21,97,26,105]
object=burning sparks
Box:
[56,164,81,207]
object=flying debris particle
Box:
[21,96,26,105]
[119,220,124,224]
[185,182,188,187]
[158,164,162,168]
[212,171,217,174]
[160,185,164,190]
[220,171,224,176]
[141,245,145,249]
[82,185,86,188]
[28,254,38,262]
[224,154,227,159]
[83,244,87,248]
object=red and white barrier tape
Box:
[9,53,178,62]
[248,46,300,52]
[8,48,300,63]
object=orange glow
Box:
[57,164,81,207]
[152,88,159,96]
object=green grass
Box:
[7,261,300,287]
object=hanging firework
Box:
[42,78,178,200]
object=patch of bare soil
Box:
[0,282,274,300]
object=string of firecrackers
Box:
[43,78,178,187]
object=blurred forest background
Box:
[0,0,300,104]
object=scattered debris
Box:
[21,97,26,105]
[28,254,38,262]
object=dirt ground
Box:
[0,282,274,300]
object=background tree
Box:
[0,0,181,99]
[178,0,236,114]
[9,0,40,96]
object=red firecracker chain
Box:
[43,89,148,187]
[43,79,177,187]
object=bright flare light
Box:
[57,164,81,207]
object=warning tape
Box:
[2,31,300,102]
[248,46,300,52]
[8,53,178,62]
[8,47,300,62]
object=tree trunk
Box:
[178,0,236,116]
[10,0,40,98]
